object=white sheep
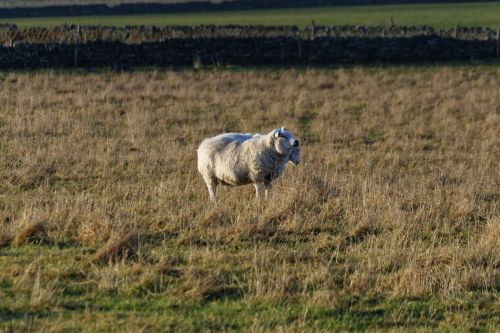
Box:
[197,127,300,203]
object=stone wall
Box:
[0,35,497,69]
[1,24,498,45]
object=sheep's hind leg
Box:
[264,182,272,200]
[254,182,263,201]
[204,177,217,204]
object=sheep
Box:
[197,127,300,203]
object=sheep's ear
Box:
[273,130,280,138]
[281,126,287,131]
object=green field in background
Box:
[1,2,500,28]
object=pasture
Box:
[0,66,498,331]
[0,0,197,7]
[1,2,500,28]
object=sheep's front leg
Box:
[264,182,272,200]
[254,182,263,201]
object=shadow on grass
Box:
[0,307,53,324]
[201,285,243,302]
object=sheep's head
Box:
[271,127,301,165]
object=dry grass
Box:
[11,221,47,246]
[0,66,498,331]
[92,229,141,264]
[0,233,14,248]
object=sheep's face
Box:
[272,128,301,165]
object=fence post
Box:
[297,39,302,61]
[453,25,457,39]
[496,29,499,58]
[74,24,80,67]
[311,20,316,40]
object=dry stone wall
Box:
[0,25,498,69]
[0,24,498,44]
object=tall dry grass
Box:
[0,67,498,313]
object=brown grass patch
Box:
[0,233,14,248]
[348,218,380,243]
[92,230,141,264]
[76,217,113,246]
[11,221,48,246]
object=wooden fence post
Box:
[297,39,302,61]
[74,25,80,67]
[496,29,499,58]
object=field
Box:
[0,0,199,7]
[0,66,498,332]
[1,2,500,28]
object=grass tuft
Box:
[92,230,141,264]
[0,232,14,248]
[12,221,48,246]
